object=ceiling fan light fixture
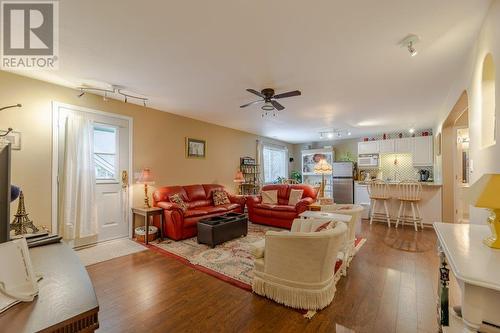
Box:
[261,103,274,111]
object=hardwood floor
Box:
[87,222,440,333]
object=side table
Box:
[132,207,163,244]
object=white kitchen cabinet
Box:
[395,138,413,153]
[413,136,433,166]
[378,139,395,153]
[358,141,379,154]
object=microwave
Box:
[358,154,379,168]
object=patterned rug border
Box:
[144,242,253,291]
[143,236,366,293]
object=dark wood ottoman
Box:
[197,212,248,248]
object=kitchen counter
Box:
[354,180,442,225]
[354,180,442,187]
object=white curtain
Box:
[256,139,264,185]
[61,114,98,240]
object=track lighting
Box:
[319,129,352,140]
[117,89,148,107]
[76,86,114,99]
[408,42,417,57]
[75,86,149,107]
[399,34,420,57]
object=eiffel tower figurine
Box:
[10,191,39,235]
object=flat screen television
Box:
[0,143,11,243]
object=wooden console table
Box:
[0,243,99,332]
[434,223,500,332]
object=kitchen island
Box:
[354,181,442,225]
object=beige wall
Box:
[0,71,293,231]
[435,1,500,224]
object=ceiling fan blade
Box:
[246,89,265,98]
[273,90,301,99]
[271,100,285,111]
[240,100,263,108]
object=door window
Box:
[93,124,118,182]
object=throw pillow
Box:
[288,189,304,206]
[213,189,230,206]
[169,193,188,212]
[261,190,278,205]
[313,220,338,232]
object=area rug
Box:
[76,238,147,266]
[146,223,365,317]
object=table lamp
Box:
[314,159,332,198]
[137,168,155,208]
[233,170,245,194]
[468,173,500,248]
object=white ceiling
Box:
[14,0,492,143]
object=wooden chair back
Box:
[367,181,390,199]
[397,180,422,201]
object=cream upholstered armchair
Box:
[251,219,347,311]
[320,204,364,275]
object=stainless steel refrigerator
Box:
[332,162,354,204]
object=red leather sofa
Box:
[153,184,245,240]
[246,184,318,229]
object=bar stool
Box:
[367,181,391,227]
[395,181,423,231]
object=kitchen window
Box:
[263,145,288,183]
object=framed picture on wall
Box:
[186,137,206,158]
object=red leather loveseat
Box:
[153,184,245,240]
[246,184,318,229]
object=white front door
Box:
[55,103,131,246]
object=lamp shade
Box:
[468,174,500,209]
[314,159,332,175]
[233,171,245,183]
[137,168,155,185]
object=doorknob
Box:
[121,170,128,189]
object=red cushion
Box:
[203,184,226,200]
[152,186,189,203]
[184,185,207,202]
[261,184,318,202]
[218,203,240,211]
[184,208,209,218]
[254,203,296,212]
[188,200,212,209]
[201,206,227,214]
[252,208,297,219]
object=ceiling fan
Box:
[240,88,301,114]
